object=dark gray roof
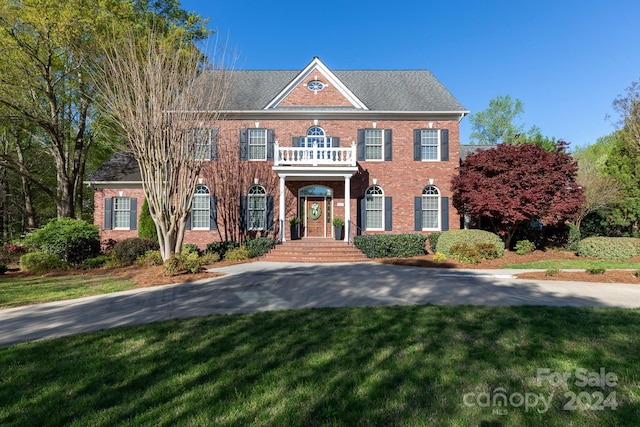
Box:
[459,144,491,161]
[199,69,466,112]
[87,150,141,182]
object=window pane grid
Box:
[248,185,266,230]
[365,129,383,160]
[113,197,130,229]
[249,129,267,160]
[421,129,439,160]
[365,185,383,229]
[422,185,440,229]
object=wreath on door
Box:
[310,202,322,220]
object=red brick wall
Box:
[93,116,461,246]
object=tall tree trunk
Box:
[14,142,36,230]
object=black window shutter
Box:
[266,196,274,230]
[441,196,449,231]
[414,196,423,231]
[239,128,247,160]
[266,129,275,161]
[357,196,365,233]
[384,196,392,231]
[384,129,392,161]
[332,137,340,147]
[210,196,218,230]
[211,129,219,160]
[356,129,365,161]
[441,129,449,161]
[292,137,300,147]
[239,196,248,230]
[413,130,422,161]
[130,198,138,230]
[104,198,112,230]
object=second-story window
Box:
[365,129,383,160]
[249,129,267,160]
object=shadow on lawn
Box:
[0,263,639,425]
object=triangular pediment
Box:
[264,57,368,110]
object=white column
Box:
[279,175,286,242]
[344,175,351,242]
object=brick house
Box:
[86,57,469,248]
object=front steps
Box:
[261,239,370,263]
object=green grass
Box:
[501,259,640,270]
[0,305,638,426]
[0,275,137,309]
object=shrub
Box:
[634,270,640,278]
[0,242,28,264]
[199,252,220,265]
[545,268,559,277]
[162,256,182,276]
[26,218,100,264]
[224,246,250,261]
[162,251,206,276]
[113,238,159,266]
[586,267,606,275]
[0,262,6,274]
[206,241,238,259]
[576,237,637,260]
[353,234,428,258]
[565,223,581,251]
[332,217,345,227]
[245,237,276,258]
[427,232,441,253]
[449,243,481,264]
[136,250,163,267]
[436,230,504,259]
[138,199,158,242]
[514,239,536,255]
[19,252,68,274]
[433,252,447,263]
[82,255,110,269]
[182,243,200,255]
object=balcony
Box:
[273,141,357,167]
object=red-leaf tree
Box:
[451,143,584,249]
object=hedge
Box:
[435,230,504,259]
[353,234,427,259]
[19,252,69,274]
[113,238,160,266]
[26,218,100,264]
[245,237,276,258]
[576,237,639,260]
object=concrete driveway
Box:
[1,261,639,346]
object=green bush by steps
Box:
[354,234,427,258]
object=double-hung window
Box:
[248,185,267,230]
[421,186,440,230]
[248,129,267,160]
[365,185,384,230]
[365,129,383,161]
[191,185,210,229]
[420,130,440,161]
[113,197,131,229]
[414,128,448,161]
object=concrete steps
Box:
[261,239,370,263]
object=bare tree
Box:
[201,135,282,243]
[96,27,233,260]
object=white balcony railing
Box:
[274,141,357,167]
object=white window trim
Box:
[248,128,268,161]
[365,185,384,231]
[365,129,384,162]
[192,185,211,230]
[421,129,441,162]
[113,197,131,230]
[248,185,267,231]
[421,186,441,231]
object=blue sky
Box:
[181,0,640,149]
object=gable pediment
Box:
[264,57,368,110]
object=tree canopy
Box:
[452,143,584,248]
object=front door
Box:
[306,197,325,237]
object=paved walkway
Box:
[1,261,640,346]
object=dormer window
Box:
[307,80,324,92]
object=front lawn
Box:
[0,305,638,426]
